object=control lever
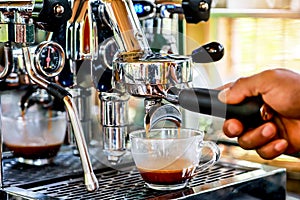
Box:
[177,88,274,128]
[191,42,224,63]
[167,42,224,64]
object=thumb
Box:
[218,75,265,104]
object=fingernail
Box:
[228,123,240,136]
[218,88,229,102]
[262,125,274,138]
[274,140,287,152]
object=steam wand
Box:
[22,46,99,192]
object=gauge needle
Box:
[46,48,51,68]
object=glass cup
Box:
[130,128,221,191]
[2,108,67,166]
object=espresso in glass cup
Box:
[2,109,67,166]
[130,128,220,190]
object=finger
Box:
[223,119,244,138]
[215,82,233,91]
[256,139,288,160]
[218,70,274,104]
[237,123,277,150]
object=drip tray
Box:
[2,149,286,200]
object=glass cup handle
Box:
[194,141,221,175]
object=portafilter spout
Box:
[144,99,182,131]
[22,46,99,192]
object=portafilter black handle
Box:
[178,88,273,128]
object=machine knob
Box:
[191,42,224,63]
[182,0,212,23]
[37,0,72,32]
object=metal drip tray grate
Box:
[2,149,286,199]
[21,163,248,199]
[2,150,105,187]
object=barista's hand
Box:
[218,68,300,159]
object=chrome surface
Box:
[113,54,192,98]
[103,0,152,59]
[66,0,98,60]
[144,103,182,130]
[66,87,93,146]
[23,46,49,89]
[100,92,130,126]
[63,96,99,192]
[100,92,130,164]
[98,37,118,69]
[144,98,162,113]
[102,126,128,163]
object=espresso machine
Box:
[0,0,287,199]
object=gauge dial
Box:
[35,41,65,78]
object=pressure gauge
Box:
[34,41,65,78]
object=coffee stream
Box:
[144,120,181,137]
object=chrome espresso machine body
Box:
[0,0,286,199]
